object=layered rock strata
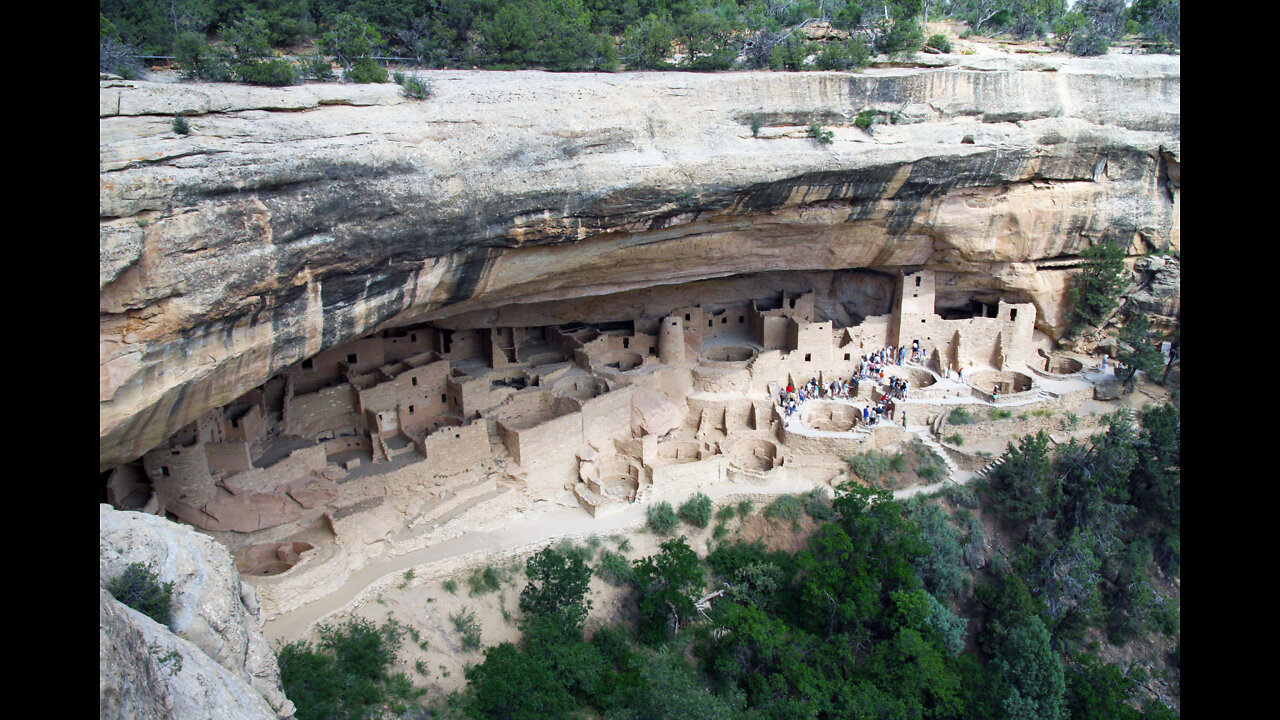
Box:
[100,54,1179,469]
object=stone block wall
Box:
[286,384,361,439]
[419,420,491,476]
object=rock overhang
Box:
[100,55,1179,470]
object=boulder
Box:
[631,387,683,438]
[99,505,295,718]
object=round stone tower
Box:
[658,315,686,365]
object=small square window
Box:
[159,466,170,477]
[347,353,357,364]
[739,316,745,323]
[844,353,851,361]
[410,333,417,342]
[301,358,313,370]
[721,317,727,324]
[411,377,418,386]
[805,354,812,362]
[685,314,691,321]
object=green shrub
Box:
[450,607,482,650]
[855,109,876,129]
[107,562,174,625]
[1066,31,1109,56]
[596,550,634,586]
[849,450,903,481]
[945,434,964,445]
[764,494,804,521]
[171,116,190,135]
[815,41,852,70]
[736,500,754,519]
[173,31,231,81]
[989,408,1013,420]
[750,114,763,137]
[802,488,835,520]
[808,122,834,145]
[926,33,952,53]
[945,484,980,509]
[889,452,907,472]
[647,502,679,535]
[715,505,737,522]
[712,522,730,540]
[442,579,458,594]
[301,54,335,81]
[948,407,973,425]
[398,74,433,100]
[467,566,503,596]
[678,493,713,528]
[235,58,299,86]
[346,56,388,83]
[918,465,940,480]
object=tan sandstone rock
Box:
[99,505,294,718]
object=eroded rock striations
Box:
[99,505,294,719]
[100,54,1179,470]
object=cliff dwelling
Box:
[99,57,1180,647]
[100,263,1144,609]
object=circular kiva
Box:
[596,350,645,372]
[968,369,1034,394]
[699,345,756,367]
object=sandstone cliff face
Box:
[99,54,1179,469]
[99,505,294,719]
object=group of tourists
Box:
[775,376,903,428]
[859,339,927,379]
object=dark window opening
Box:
[685,314,690,321]
[739,316,745,323]
[347,353,358,363]
[805,353,811,362]
[721,317,727,324]
[1010,309,1018,320]
[159,466,170,477]
[441,394,447,403]
[915,276,922,287]
[708,320,714,328]
[410,333,416,342]
[301,358,313,370]
[411,377,418,386]
[408,405,415,414]
[844,353,851,360]
[623,338,630,348]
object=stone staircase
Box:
[979,453,1007,477]
[914,433,962,484]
